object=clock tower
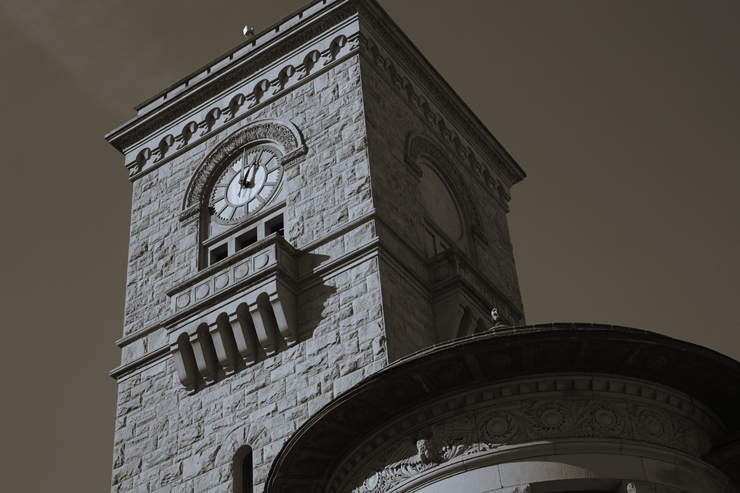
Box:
[106,0,524,491]
[106,0,740,492]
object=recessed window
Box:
[210,244,228,265]
[267,214,284,236]
[236,230,258,252]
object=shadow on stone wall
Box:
[297,253,337,343]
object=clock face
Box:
[210,145,282,224]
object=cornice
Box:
[105,0,359,154]
[109,345,169,380]
[105,0,525,190]
[356,1,526,187]
[336,386,720,493]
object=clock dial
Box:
[210,146,282,224]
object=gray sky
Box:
[1,1,738,491]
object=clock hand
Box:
[244,162,257,188]
[240,156,245,188]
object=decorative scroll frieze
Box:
[364,34,514,206]
[110,2,359,153]
[344,396,715,493]
[357,3,524,188]
[123,29,357,177]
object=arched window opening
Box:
[417,157,467,258]
[233,445,253,493]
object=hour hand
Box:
[239,163,251,188]
[244,164,258,188]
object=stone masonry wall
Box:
[114,55,390,492]
[124,56,371,340]
[358,43,524,340]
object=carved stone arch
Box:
[214,422,271,468]
[404,132,488,245]
[180,118,307,220]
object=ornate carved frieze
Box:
[267,325,740,493]
[109,2,359,153]
[360,34,514,206]
[357,4,525,188]
[343,395,715,493]
[120,28,358,178]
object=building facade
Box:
[106,1,740,492]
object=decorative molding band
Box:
[360,3,525,185]
[123,31,356,179]
[357,5,524,188]
[115,321,162,349]
[109,345,169,380]
[108,3,359,153]
[121,30,357,178]
[337,391,717,493]
[165,235,297,320]
[378,441,728,493]
[358,35,512,207]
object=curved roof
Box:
[266,323,740,493]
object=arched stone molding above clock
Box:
[180,118,307,224]
[404,132,488,249]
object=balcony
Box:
[163,233,297,392]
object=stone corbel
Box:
[172,332,199,392]
[210,313,243,375]
[388,64,404,89]
[152,134,175,163]
[247,80,270,108]
[223,94,246,122]
[271,66,296,95]
[250,293,279,356]
[269,279,298,347]
[467,152,482,173]
[199,108,222,136]
[192,325,220,383]
[126,148,151,176]
[176,122,198,150]
[230,304,259,365]
[297,50,321,80]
